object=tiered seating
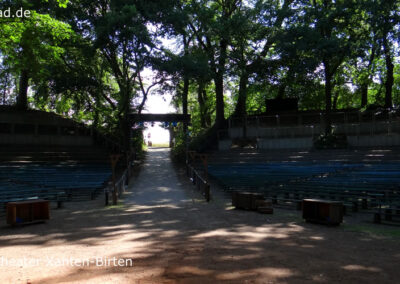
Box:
[208,159,400,221]
[0,181,65,205]
[273,164,400,209]
[0,163,111,213]
[0,110,117,215]
[208,162,358,189]
[0,145,110,163]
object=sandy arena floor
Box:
[0,148,399,283]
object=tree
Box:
[186,0,243,128]
[62,0,181,149]
[371,0,400,108]
[284,0,368,133]
[0,1,72,110]
[230,0,294,118]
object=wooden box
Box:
[255,199,272,208]
[302,199,343,225]
[257,207,274,214]
[232,192,264,210]
[7,200,50,225]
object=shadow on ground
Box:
[1,197,399,283]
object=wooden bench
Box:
[6,199,50,225]
[232,191,264,210]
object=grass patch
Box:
[104,204,125,210]
[343,224,400,238]
[149,143,170,148]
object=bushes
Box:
[171,130,187,163]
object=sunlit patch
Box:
[256,267,296,278]
[219,254,260,261]
[156,186,172,192]
[217,267,295,280]
[137,210,154,214]
[102,229,137,237]
[300,244,315,248]
[121,232,152,241]
[169,266,213,276]
[342,265,381,272]
[192,229,231,238]
[160,220,180,225]
[160,230,180,238]
[217,270,257,280]
[309,236,324,241]
[191,224,304,243]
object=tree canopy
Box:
[1,0,399,148]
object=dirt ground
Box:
[1,149,400,284]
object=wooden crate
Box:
[302,199,343,225]
[255,199,272,208]
[232,192,264,210]
[257,207,274,214]
[7,199,50,225]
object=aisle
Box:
[126,148,190,205]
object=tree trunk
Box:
[2,73,9,104]
[323,61,332,134]
[118,84,131,153]
[276,84,285,99]
[214,39,228,128]
[214,73,224,126]
[383,35,393,108]
[182,77,189,131]
[332,91,339,110]
[360,83,368,108]
[169,127,175,148]
[360,43,377,108]
[16,69,29,110]
[182,35,189,133]
[198,81,207,128]
[233,72,248,118]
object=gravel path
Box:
[127,148,190,205]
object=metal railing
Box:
[221,110,400,141]
[186,151,211,202]
[186,164,210,202]
[229,110,399,128]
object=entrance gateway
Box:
[130,113,191,159]
[130,113,191,123]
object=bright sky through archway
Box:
[142,89,174,145]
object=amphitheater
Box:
[1,109,400,283]
[0,109,115,216]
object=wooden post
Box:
[188,151,196,165]
[110,154,121,205]
[105,190,109,206]
[199,154,208,182]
